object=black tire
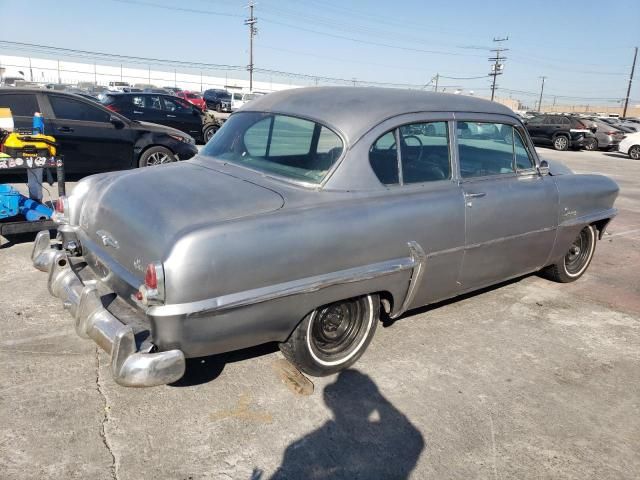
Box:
[216,103,222,113]
[584,137,598,151]
[629,145,640,160]
[203,125,219,143]
[540,225,596,283]
[553,135,570,151]
[279,294,379,377]
[138,146,177,168]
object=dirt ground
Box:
[0,148,638,479]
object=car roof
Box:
[243,86,517,145]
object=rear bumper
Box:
[31,230,185,387]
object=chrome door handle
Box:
[166,114,176,118]
[464,192,486,198]
[133,110,143,114]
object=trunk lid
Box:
[78,161,284,281]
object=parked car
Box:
[31,87,619,387]
[618,131,640,159]
[108,81,131,92]
[203,88,232,112]
[176,90,207,111]
[162,87,182,95]
[100,92,220,143]
[599,117,639,133]
[524,114,596,150]
[582,118,626,151]
[0,88,197,172]
[231,92,259,111]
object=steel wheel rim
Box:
[309,298,367,360]
[631,147,640,160]
[586,139,597,150]
[564,229,591,275]
[205,128,216,141]
[146,151,171,166]
[555,137,567,149]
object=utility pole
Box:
[537,76,547,112]
[622,46,637,118]
[488,37,508,101]
[434,73,439,92]
[245,1,257,92]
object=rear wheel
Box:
[279,294,379,377]
[138,146,176,168]
[553,135,569,151]
[584,137,598,151]
[629,145,640,160]
[540,225,596,283]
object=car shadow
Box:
[169,343,279,387]
[253,369,425,480]
[602,152,629,159]
[382,275,527,327]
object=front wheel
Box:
[629,145,640,160]
[584,137,598,151]
[203,125,219,143]
[138,146,177,168]
[279,294,379,377]
[540,225,596,283]
[553,135,569,151]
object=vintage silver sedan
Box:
[32,87,619,387]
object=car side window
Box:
[457,122,515,178]
[145,96,162,110]
[163,97,189,112]
[0,94,39,117]
[49,96,110,122]
[398,122,450,183]
[268,116,314,156]
[369,131,399,185]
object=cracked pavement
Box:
[1,149,639,479]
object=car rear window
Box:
[49,96,110,122]
[201,112,344,184]
[0,93,39,117]
[186,93,201,99]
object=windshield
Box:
[201,112,344,184]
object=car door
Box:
[456,119,558,291]
[543,115,565,143]
[162,96,202,138]
[43,94,134,173]
[0,91,41,131]
[367,119,466,307]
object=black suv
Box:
[524,114,596,151]
[101,93,220,144]
[0,88,198,173]
[203,89,232,112]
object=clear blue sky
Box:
[0,0,638,106]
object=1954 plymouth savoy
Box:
[32,87,619,387]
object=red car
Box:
[176,91,207,111]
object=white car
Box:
[231,92,259,111]
[108,81,131,92]
[618,132,640,160]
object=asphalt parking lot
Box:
[1,148,639,479]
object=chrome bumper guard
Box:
[32,231,185,387]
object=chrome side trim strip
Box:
[148,247,422,318]
[559,208,618,228]
[391,241,427,319]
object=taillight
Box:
[135,262,165,306]
[106,104,120,113]
[145,263,158,289]
[55,196,66,214]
